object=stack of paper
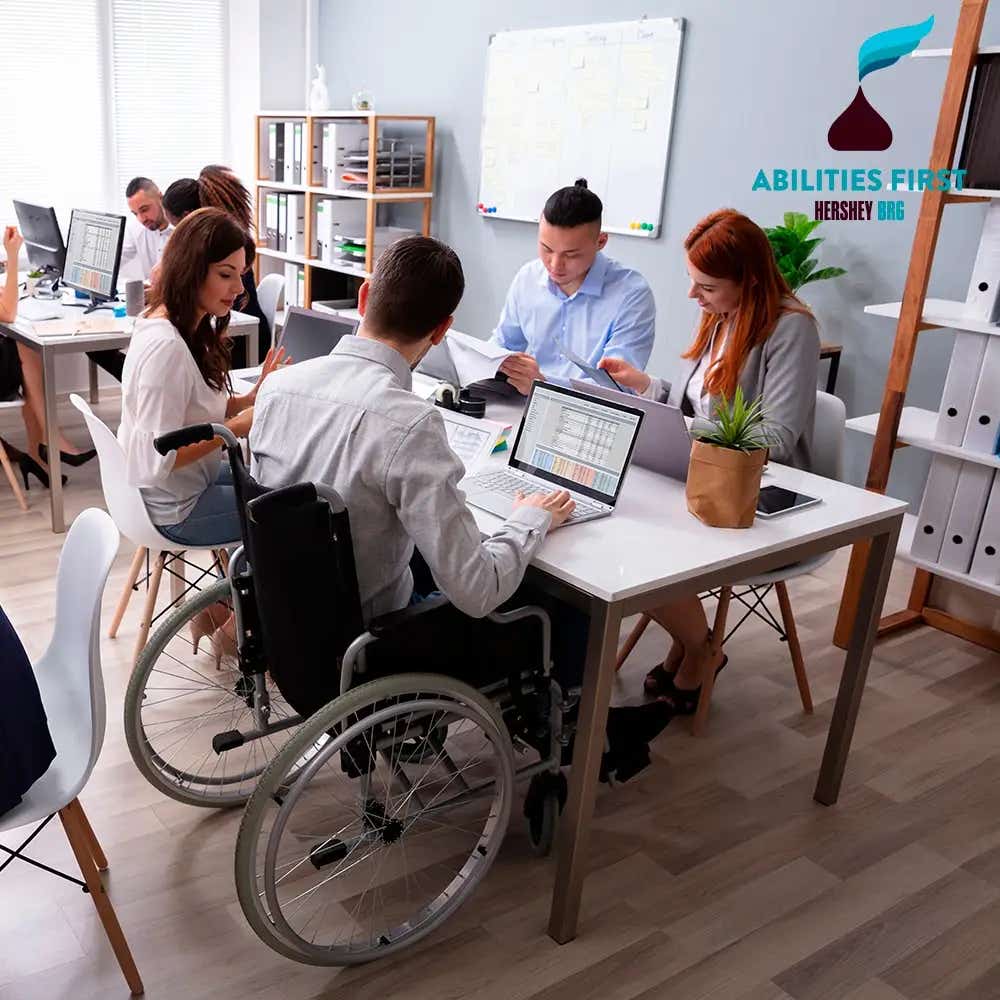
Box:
[446,330,515,385]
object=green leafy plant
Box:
[27,269,44,279]
[764,212,846,292]
[692,387,772,453]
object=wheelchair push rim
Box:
[124,578,305,808]
[235,673,515,965]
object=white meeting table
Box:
[1,303,259,532]
[468,397,907,945]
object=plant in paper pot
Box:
[686,387,771,529]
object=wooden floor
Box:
[2,396,1000,1000]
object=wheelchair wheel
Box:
[524,771,566,858]
[124,578,304,808]
[235,673,515,966]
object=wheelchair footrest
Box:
[212,730,245,754]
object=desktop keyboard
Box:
[17,296,62,321]
[469,471,604,522]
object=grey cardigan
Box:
[646,308,821,471]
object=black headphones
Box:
[433,384,486,419]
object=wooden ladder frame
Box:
[834,0,1000,654]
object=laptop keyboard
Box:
[470,471,604,521]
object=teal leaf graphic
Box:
[858,15,934,81]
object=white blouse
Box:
[118,317,228,526]
[685,320,726,420]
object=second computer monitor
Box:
[13,201,66,276]
[277,307,359,364]
[62,209,126,305]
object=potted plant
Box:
[687,388,771,528]
[26,269,45,296]
[764,212,846,293]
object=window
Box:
[111,0,228,199]
[1,1,229,232]
[0,1,110,225]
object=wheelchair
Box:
[123,421,574,965]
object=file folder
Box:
[268,123,278,180]
[265,192,279,250]
[272,124,285,182]
[969,471,1000,585]
[911,454,963,564]
[935,332,988,445]
[962,335,1000,454]
[965,201,1000,321]
[285,194,303,256]
[284,263,298,308]
[276,193,287,252]
[939,463,994,574]
[293,122,304,185]
[283,122,295,184]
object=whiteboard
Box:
[477,18,684,238]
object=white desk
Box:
[472,398,907,944]
[1,303,259,532]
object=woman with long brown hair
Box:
[600,208,820,712]
[118,208,284,548]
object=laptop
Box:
[570,379,692,481]
[231,306,359,390]
[463,381,644,525]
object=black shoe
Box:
[660,654,729,716]
[38,443,96,467]
[18,454,68,490]
[560,702,674,782]
[0,437,25,463]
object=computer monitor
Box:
[62,209,126,312]
[13,201,65,279]
[277,306,358,363]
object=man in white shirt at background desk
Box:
[120,176,172,281]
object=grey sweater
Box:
[646,308,821,471]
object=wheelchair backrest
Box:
[245,484,365,717]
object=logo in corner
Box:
[828,15,935,151]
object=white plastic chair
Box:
[0,398,28,511]
[616,391,847,735]
[256,273,285,335]
[70,394,225,663]
[0,508,143,995]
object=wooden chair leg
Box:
[692,586,732,737]
[0,439,28,511]
[615,614,652,671]
[109,546,147,639]
[59,799,143,995]
[132,551,166,664]
[169,552,186,609]
[71,798,109,871]
[775,580,813,714]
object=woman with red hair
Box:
[600,208,820,712]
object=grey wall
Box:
[260,0,307,108]
[317,0,1000,505]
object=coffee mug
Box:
[125,280,145,317]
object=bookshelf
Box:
[253,111,435,308]
[835,0,1000,655]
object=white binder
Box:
[265,192,279,250]
[911,454,963,563]
[267,123,277,180]
[285,194,304,257]
[938,463,995,574]
[292,122,303,184]
[935,332,988,445]
[283,122,295,184]
[965,201,1000,321]
[283,263,298,308]
[962,335,1000,454]
[276,193,287,252]
[969,472,1000,584]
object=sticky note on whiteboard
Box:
[527,79,540,93]
[632,114,648,131]
[570,50,585,68]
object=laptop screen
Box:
[509,382,644,505]
[278,307,358,364]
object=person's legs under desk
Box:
[15,344,83,459]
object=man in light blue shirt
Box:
[491,180,656,394]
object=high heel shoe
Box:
[658,654,729,716]
[18,454,67,490]
[38,443,97,467]
[189,603,231,651]
[208,627,238,670]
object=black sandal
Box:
[643,663,673,696]
[658,654,729,716]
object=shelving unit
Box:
[835,0,1000,655]
[253,110,435,307]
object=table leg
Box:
[88,358,99,404]
[815,518,900,804]
[548,599,622,944]
[42,349,65,533]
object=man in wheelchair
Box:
[249,236,673,786]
